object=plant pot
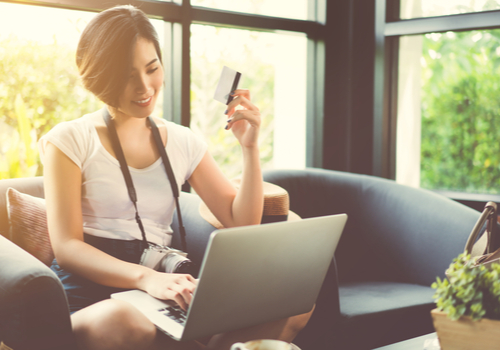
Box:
[431,308,500,349]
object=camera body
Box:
[140,245,195,274]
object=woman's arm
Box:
[189,89,263,228]
[44,142,196,310]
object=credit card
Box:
[213,66,242,105]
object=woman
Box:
[39,5,311,350]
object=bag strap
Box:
[464,201,497,257]
[103,110,187,252]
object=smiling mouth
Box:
[134,96,152,104]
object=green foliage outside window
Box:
[0,36,101,179]
[420,30,500,194]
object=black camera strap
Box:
[148,116,187,252]
[103,110,187,252]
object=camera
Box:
[140,245,196,274]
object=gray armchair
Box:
[262,168,481,349]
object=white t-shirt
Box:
[38,109,207,246]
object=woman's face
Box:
[117,37,163,119]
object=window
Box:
[397,30,500,195]
[379,0,500,199]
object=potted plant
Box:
[431,252,500,349]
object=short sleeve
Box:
[184,127,208,181]
[163,120,208,182]
[38,119,90,169]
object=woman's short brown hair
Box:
[76,5,162,107]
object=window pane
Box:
[192,0,310,20]
[397,30,500,195]
[190,24,307,179]
[401,0,500,19]
[0,3,163,179]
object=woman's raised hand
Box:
[225,89,261,149]
[142,271,198,311]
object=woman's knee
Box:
[72,299,157,350]
[288,305,315,337]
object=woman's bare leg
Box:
[71,299,156,350]
[72,300,312,350]
[71,299,203,350]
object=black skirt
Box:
[50,233,148,314]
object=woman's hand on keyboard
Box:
[141,271,198,311]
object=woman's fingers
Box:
[170,275,197,310]
[224,92,260,131]
[225,109,260,131]
[146,273,197,311]
[170,287,191,311]
[231,88,250,100]
[222,88,261,147]
[226,93,258,116]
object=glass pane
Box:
[191,24,307,179]
[192,0,310,20]
[401,0,500,19]
[397,30,500,195]
[0,3,164,179]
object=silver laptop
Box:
[111,214,347,341]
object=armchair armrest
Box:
[0,235,75,350]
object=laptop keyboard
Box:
[158,305,187,325]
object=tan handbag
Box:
[464,201,500,267]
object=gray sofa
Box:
[0,168,481,349]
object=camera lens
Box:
[162,252,197,275]
[174,259,197,275]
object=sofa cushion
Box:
[6,188,54,266]
[0,177,44,238]
[338,282,436,349]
